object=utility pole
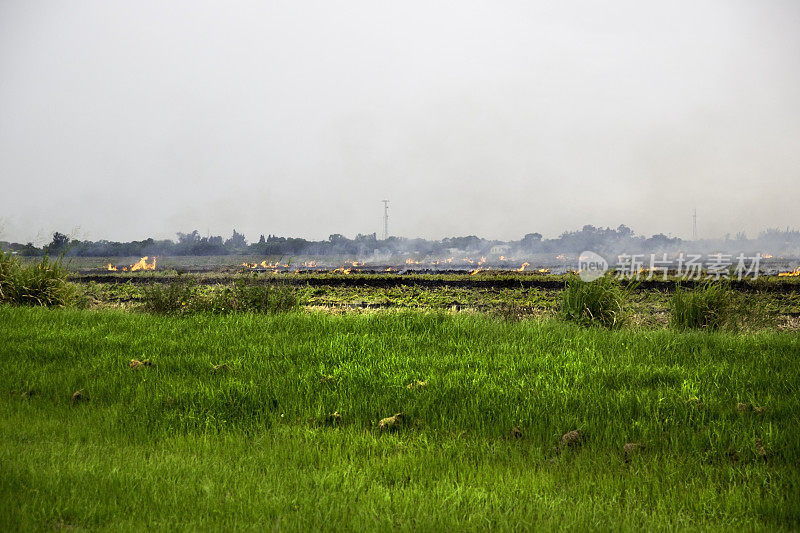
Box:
[692,208,697,241]
[382,199,389,240]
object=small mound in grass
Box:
[561,430,582,448]
[325,411,343,425]
[755,438,768,460]
[129,359,152,370]
[379,412,404,432]
[623,442,643,462]
[70,389,86,405]
[726,446,739,462]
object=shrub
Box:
[142,278,196,315]
[560,275,633,328]
[670,281,738,331]
[0,249,15,302]
[0,250,75,307]
[216,278,299,313]
[142,277,298,315]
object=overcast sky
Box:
[1,1,798,245]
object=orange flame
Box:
[763,254,774,259]
[107,257,155,271]
[242,261,288,269]
[778,267,800,277]
[517,262,530,272]
[129,256,156,271]
[537,268,550,274]
[499,255,507,261]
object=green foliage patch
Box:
[0,307,798,529]
[0,250,75,307]
[142,276,299,315]
[560,275,635,328]
[669,281,770,331]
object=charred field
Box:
[66,256,800,330]
[2,255,800,530]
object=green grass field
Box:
[1,306,798,530]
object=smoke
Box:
[1,1,799,243]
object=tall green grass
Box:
[0,306,798,529]
[142,277,299,315]
[670,281,747,331]
[561,275,634,328]
[0,249,75,307]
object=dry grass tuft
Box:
[212,364,232,372]
[379,412,404,432]
[737,402,765,414]
[623,442,643,463]
[70,389,86,405]
[725,446,739,462]
[406,380,427,390]
[755,438,768,460]
[561,430,582,448]
[623,442,642,454]
[129,359,152,370]
[325,410,343,425]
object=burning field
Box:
[106,256,156,272]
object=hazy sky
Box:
[1,1,799,245]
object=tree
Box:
[224,229,247,251]
[177,230,201,244]
[44,232,70,255]
[522,232,543,249]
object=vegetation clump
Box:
[70,389,87,405]
[378,412,404,432]
[0,250,75,307]
[560,275,632,328]
[142,277,298,315]
[623,442,643,463]
[141,278,195,314]
[669,281,739,331]
[221,277,298,313]
[560,429,582,449]
[129,359,152,370]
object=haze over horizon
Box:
[1,1,799,246]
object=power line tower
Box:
[382,199,389,240]
[692,208,697,241]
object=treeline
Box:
[2,225,800,258]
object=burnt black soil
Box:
[68,272,799,293]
